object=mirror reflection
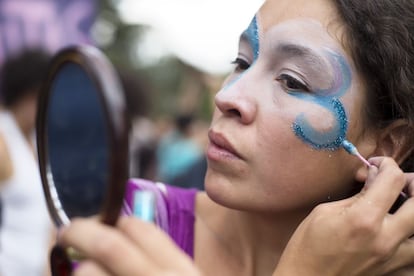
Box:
[47,62,109,219]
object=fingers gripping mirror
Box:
[36,46,130,228]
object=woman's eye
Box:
[276,74,310,92]
[231,58,250,72]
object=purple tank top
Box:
[122,178,198,258]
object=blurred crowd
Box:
[0,47,209,276]
[0,1,211,276]
[124,66,209,189]
[130,111,208,189]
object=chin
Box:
[204,169,263,212]
[204,169,319,213]
[204,169,239,208]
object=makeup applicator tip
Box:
[342,140,371,167]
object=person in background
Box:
[0,132,13,227]
[118,67,159,180]
[169,155,207,190]
[156,113,204,184]
[169,118,209,190]
[0,49,53,276]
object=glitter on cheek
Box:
[292,98,348,151]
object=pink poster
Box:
[0,0,97,62]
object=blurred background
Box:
[0,0,265,187]
[97,0,264,116]
[0,0,263,115]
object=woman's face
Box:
[205,0,373,212]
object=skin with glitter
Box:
[224,16,260,89]
[290,51,352,151]
[244,16,260,61]
[231,16,353,152]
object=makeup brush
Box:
[342,140,371,167]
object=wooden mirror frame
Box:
[36,45,130,227]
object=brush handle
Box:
[354,151,371,167]
[342,140,371,167]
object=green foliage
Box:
[97,0,218,122]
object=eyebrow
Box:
[238,35,329,71]
[276,43,329,73]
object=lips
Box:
[207,130,242,160]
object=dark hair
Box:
[175,113,195,134]
[117,67,152,119]
[333,0,414,171]
[0,48,51,107]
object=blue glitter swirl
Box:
[290,51,352,151]
[292,98,348,151]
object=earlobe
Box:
[355,165,369,183]
[372,119,414,165]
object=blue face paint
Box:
[292,98,348,150]
[224,15,260,89]
[227,17,359,156]
[244,16,260,61]
[290,51,352,151]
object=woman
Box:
[59,0,414,275]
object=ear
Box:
[355,119,414,182]
[373,119,414,164]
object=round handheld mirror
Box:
[36,45,130,228]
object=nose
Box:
[214,76,257,125]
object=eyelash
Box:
[276,74,310,93]
[231,57,250,72]
[230,58,311,93]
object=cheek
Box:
[255,122,357,207]
[291,98,348,151]
[297,105,337,132]
[265,98,340,144]
[339,97,367,146]
[255,108,306,168]
[252,101,338,181]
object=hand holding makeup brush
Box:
[274,157,414,276]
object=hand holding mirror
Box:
[36,45,130,274]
